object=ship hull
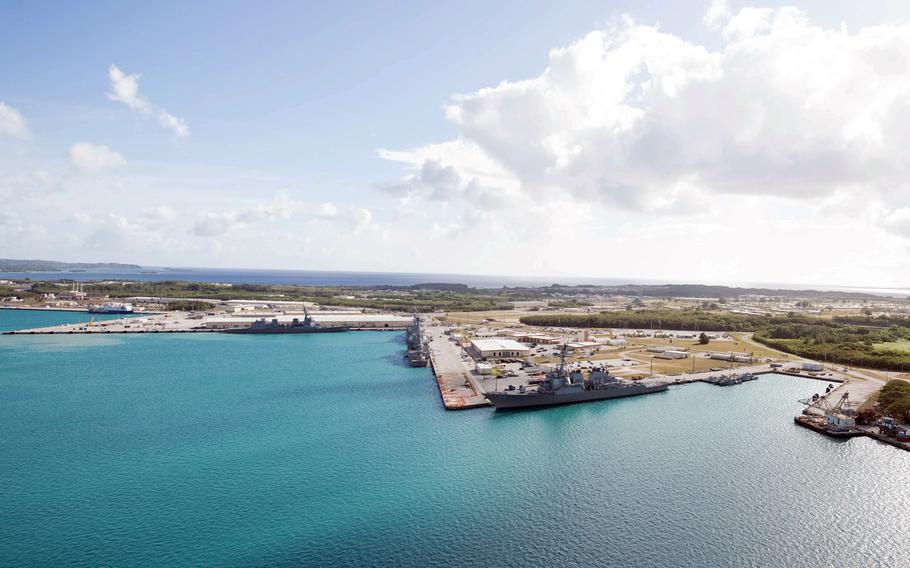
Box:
[223,326,350,334]
[486,383,668,410]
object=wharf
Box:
[793,416,910,451]
[425,324,490,410]
[793,415,865,438]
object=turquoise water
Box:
[1,310,908,567]
[0,308,135,332]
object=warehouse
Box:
[468,338,532,360]
[655,350,689,360]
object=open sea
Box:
[1,309,908,567]
[1,266,907,296]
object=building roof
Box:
[470,338,530,352]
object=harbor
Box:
[3,316,907,567]
[4,305,909,450]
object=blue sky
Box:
[3,1,910,286]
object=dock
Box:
[424,324,491,410]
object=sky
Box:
[2,0,910,288]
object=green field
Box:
[873,341,910,355]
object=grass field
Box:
[873,341,910,355]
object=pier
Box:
[424,323,490,410]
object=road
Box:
[424,323,490,409]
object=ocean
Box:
[1,267,906,296]
[0,309,908,567]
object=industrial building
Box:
[655,350,689,360]
[710,353,755,363]
[802,362,824,372]
[512,332,562,344]
[468,338,532,360]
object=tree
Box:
[698,332,710,345]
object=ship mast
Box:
[556,342,569,375]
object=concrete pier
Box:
[424,324,490,410]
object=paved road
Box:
[424,324,490,409]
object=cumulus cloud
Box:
[107,64,189,137]
[883,207,910,238]
[703,0,732,30]
[351,208,373,234]
[191,191,297,237]
[380,7,910,224]
[317,202,338,218]
[142,205,179,225]
[69,142,126,174]
[0,102,29,139]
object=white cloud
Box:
[142,205,179,225]
[381,8,910,220]
[107,64,189,137]
[69,142,126,174]
[351,208,372,234]
[191,191,298,237]
[703,0,732,30]
[883,207,910,238]
[0,102,29,139]
[317,202,338,218]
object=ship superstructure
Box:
[405,313,430,367]
[485,344,667,410]
[223,306,350,334]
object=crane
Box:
[798,391,854,416]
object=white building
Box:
[468,338,532,360]
[802,362,824,372]
[655,350,689,360]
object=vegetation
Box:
[879,380,910,422]
[547,299,593,308]
[698,332,710,345]
[20,280,525,313]
[167,300,216,311]
[520,309,910,372]
[752,323,910,372]
[520,309,769,332]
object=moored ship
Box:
[485,345,668,410]
[404,313,430,367]
[223,308,349,334]
[88,302,135,314]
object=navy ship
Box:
[224,308,349,334]
[485,345,668,410]
[404,313,430,367]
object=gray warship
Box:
[223,307,349,334]
[485,345,668,410]
[405,313,430,367]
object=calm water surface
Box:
[0,308,134,332]
[1,310,908,567]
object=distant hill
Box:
[535,283,882,300]
[0,259,142,272]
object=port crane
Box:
[798,391,855,417]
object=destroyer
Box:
[485,345,667,410]
[223,307,349,334]
[404,313,430,367]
